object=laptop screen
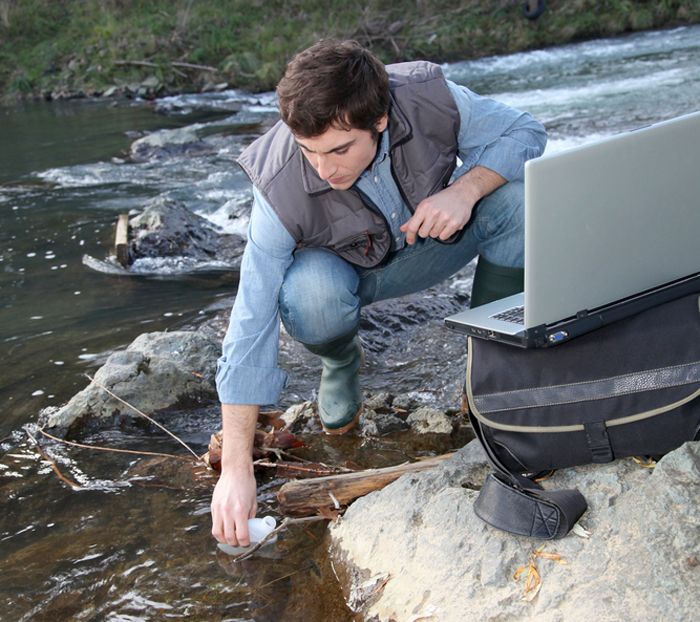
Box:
[523,111,700,328]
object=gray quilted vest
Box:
[237,61,460,267]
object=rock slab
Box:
[330,440,700,621]
[42,331,219,431]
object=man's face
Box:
[295,115,388,190]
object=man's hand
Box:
[210,403,259,546]
[400,166,507,245]
[211,465,257,546]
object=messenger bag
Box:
[465,291,700,538]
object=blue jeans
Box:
[278,181,524,346]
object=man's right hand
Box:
[210,403,260,546]
[211,466,257,546]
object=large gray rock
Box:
[330,440,700,621]
[127,197,245,271]
[129,126,211,161]
[41,331,219,431]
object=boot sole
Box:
[322,406,363,436]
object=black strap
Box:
[468,410,587,539]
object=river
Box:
[1,25,699,621]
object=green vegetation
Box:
[1,0,699,100]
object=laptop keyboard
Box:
[491,305,525,324]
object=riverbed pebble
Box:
[406,407,455,434]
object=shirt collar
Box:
[360,130,390,180]
[301,126,392,194]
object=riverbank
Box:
[34,316,700,621]
[2,0,700,101]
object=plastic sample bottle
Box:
[217,515,277,556]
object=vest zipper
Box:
[388,163,416,213]
[389,157,455,213]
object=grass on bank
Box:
[0,0,699,100]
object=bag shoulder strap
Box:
[468,410,587,539]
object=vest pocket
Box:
[331,231,389,268]
[333,232,372,257]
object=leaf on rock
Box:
[515,545,566,602]
[632,455,657,469]
[572,522,592,539]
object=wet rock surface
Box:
[127,197,246,271]
[360,410,409,437]
[129,126,213,161]
[40,331,219,432]
[279,394,458,438]
[330,440,700,621]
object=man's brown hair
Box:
[277,39,390,138]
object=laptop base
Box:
[445,272,700,348]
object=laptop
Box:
[445,110,700,348]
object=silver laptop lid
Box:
[523,111,700,328]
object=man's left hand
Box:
[400,166,507,245]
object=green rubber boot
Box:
[305,332,363,434]
[470,256,524,308]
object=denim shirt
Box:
[216,80,547,405]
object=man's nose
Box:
[315,155,336,181]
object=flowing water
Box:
[1,25,699,621]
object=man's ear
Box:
[375,114,388,133]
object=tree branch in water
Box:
[25,428,81,490]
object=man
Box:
[211,39,546,546]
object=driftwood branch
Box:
[114,213,129,267]
[253,459,354,479]
[114,59,218,74]
[277,453,454,516]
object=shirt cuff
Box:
[215,357,288,405]
[475,144,522,182]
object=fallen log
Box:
[277,453,454,516]
[114,213,129,266]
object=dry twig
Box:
[38,427,192,461]
[84,374,204,464]
[228,515,328,562]
[25,428,81,490]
